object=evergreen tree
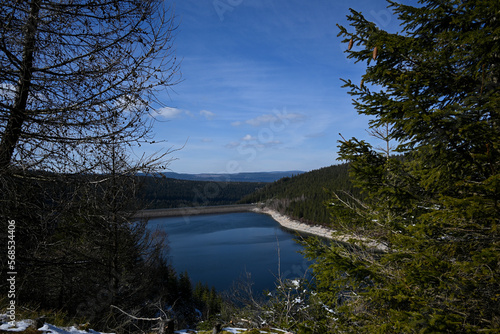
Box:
[304,1,499,332]
[239,163,353,225]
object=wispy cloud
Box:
[200,109,215,120]
[245,114,276,126]
[245,111,305,127]
[242,134,256,141]
[145,0,390,173]
[225,141,240,149]
[155,107,187,119]
[257,140,282,148]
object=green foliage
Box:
[243,329,288,334]
[243,330,262,334]
[138,176,267,208]
[240,164,354,225]
[304,0,500,332]
[193,282,223,321]
[168,271,227,329]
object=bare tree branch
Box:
[0,0,180,173]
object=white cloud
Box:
[225,141,240,149]
[155,107,184,119]
[245,112,305,127]
[200,109,215,120]
[242,134,256,141]
[231,121,242,126]
[255,140,282,148]
[245,114,276,126]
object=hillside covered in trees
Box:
[239,163,355,225]
[138,176,267,209]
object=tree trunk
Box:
[0,0,41,169]
[212,323,222,334]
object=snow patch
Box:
[0,319,33,332]
[1,316,288,334]
[0,315,113,334]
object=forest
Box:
[239,163,355,225]
[137,176,267,209]
[136,164,354,224]
[1,0,499,333]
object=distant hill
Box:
[161,171,304,183]
[137,176,268,209]
[238,163,355,226]
[138,167,355,220]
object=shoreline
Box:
[133,204,257,218]
[251,207,335,239]
[135,204,335,239]
[252,207,387,251]
[136,204,386,250]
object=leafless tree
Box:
[0,0,180,173]
[0,1,181,328]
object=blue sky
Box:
[144,0,407,174]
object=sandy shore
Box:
[251,207,335,239]
[136,205,386,250]
[253,207,387,251]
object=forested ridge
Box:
[137,176,267,209]
[239,163,355,225]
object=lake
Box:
[147,212,311,294]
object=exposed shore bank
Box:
[133,204,257,219]
[251,207,335,239]
[254,208,386,251]
[136,205,386,250]
[135,204,335,239]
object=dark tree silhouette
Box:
[0,0,180,173]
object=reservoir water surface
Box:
[147,212,310,293]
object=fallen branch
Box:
[110,305,174,334]
[111,305,163,321]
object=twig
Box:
[110,305,164,322]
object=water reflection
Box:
[147,212,311,293]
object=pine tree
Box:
[304,1,500,332]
